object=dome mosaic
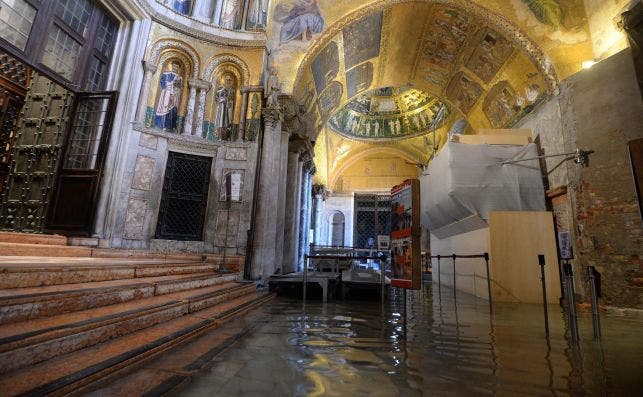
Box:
[328,87,451,141]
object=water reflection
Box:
[180,283,643,396]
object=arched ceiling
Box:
[268,0,598,191]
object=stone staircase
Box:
[0,235,272,396]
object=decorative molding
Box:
[202,53,251,85]
[148,39,201,78]
[133,123,254,151]
[137,0,267,48]
[240,85,263,93]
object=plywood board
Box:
[453,133,532,145]
[488,211,560,303]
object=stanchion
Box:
[303,255,308,303]
[437,255,441,295]
[588,266,602,340]
[564,262,580,344]
[452,254,457,299]
[538,254,550,337]
[484,252,492,315]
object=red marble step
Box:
[0,231,67,246]
[0,291,274,397]
[83,301,269,397]
[0,282,257,373]
[0,258,221,288]
[0,272,238,324]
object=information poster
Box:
[390,179,421,289]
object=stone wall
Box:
[109,127,257,255]
[517,48,643,308]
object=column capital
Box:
[289,138,312,156]
[262,108,283,128]
[312,184,326,198]
[189,78,211,90]
[142,61,157,74]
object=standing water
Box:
[178,284,643,396]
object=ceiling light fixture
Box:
[582,60,598,69]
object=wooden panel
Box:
[453,132,532,145]
[488,211,560,303]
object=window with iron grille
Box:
[156,152,213,241]
[353,194,391,249]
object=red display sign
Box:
[390,179,421,289]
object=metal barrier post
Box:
[564,262,580,344]
[588,266,602,340]
[538,255,550,337]
[380,257,385,302]
[452,254,457,298]
[303,255,308,302]
[484,252,492,315]
[437,255,441,288]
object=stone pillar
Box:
[312,184,325,246]
[183,79,198,135]
[283,149,304,273]
[238,90,249,141]
[273,126,290,274]
[136,62,157,123]
[194,82,211,138]
[251,107,283,281]
[297,162,314,272]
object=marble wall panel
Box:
[131,155,156,191]
[124,197,148,239]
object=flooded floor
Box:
[176,284,643,396]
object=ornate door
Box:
[155,152,212,241]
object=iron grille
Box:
[155,152,212,241]
[353,194,391,248]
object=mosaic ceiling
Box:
[328,87,451,141]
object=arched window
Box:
[330,211,345,247]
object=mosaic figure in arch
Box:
[220,0,243,30]
[173,0,192,15]
[247,0,269,30]
[214,73,237,140]
[154,62,183,131]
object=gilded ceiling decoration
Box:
[328,87,451,141]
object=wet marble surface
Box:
[176,284,643,396]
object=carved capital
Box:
[142,61,158,74]
[262,108,283,128]
[312,184,326,198]
[188,78,212,91]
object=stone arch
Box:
[329,146,420,192]
[202,54,250,85]
[148,39,201,78]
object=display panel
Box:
[390,179,421,289]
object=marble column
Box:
[136,62,157,124]
[312,184,325,246]
[183,79,199,135]
[273,126,290,274]
[297,163,314,272]
[238,90,249,141]
[194,81,211,138]
[251,107,283,282]
[283,150,304,274]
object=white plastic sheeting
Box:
[420,141,546,238]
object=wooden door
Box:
[47,92,117,234]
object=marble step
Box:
[0,291,274,397]
[0,272,238,324]
[0,281,257,373]
[0,258,221,288]
[82,298,269,397]
[0,242,245,266]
